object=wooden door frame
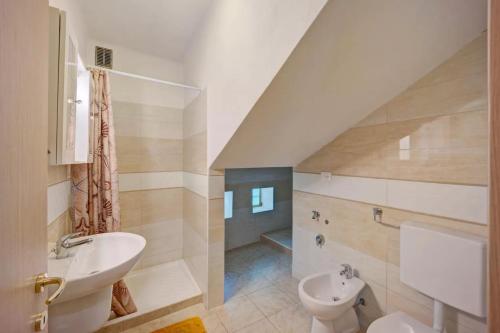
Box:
[0,0,49,331]
[490,0,500,332]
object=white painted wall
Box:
[49,0,90,63]
[49,1,192,109]
[86,41,187,109]
[213,0,488,169]
[183,0,328,167]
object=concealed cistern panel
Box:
[400,221,486,317]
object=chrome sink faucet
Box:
[339,264,353,279]
[53,232,93,259]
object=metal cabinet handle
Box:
[67,98,82,104]
[35,273,66,305]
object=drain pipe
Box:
[432,299,445,332]
[353,297,365,308]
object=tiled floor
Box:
[122,242,312,333]
[261,228,293,251]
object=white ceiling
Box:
[78,0,212,61]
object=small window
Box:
[252,188,262,208]
[224,191,233,219]
[252,187,274,213]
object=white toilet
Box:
[367,222,487,333]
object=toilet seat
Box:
[367,311,436,333]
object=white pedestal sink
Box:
[48,232,146,333]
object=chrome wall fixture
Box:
[373,207,383,222]
[372,207,400,229]
[315,234,326,248]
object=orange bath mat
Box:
[152,317,206,333]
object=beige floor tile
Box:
[247,285,296,316]
[261,264,293,281]
[234,318,279,333]
[273,276,300,302]
[203,312,228,333]
[268,303,312,333]
[225,260,251,275]
[224,271,273,301]
[215,295,265,332]
[247,253,281,271]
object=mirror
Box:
[48,7,93,165]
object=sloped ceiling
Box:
[77,0,212,61]
[212,0,487,169]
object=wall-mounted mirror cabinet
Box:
[48,7,93,165]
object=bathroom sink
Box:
[47,232,146,333]
[299,267,365,332]
[48,232,146,302]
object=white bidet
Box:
[298,266,365,333]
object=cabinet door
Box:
[48,8,93,165]
[60,28,79,163]
[74,56,93,163]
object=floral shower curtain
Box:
[71,69,137,316]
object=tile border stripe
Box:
[47,180,71,225]
[293,172,487,224]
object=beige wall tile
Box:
[116,136,183,173]
[183,132,207,175]
[294,191,487,264]
[294,191,389,261]
[383,73,486,123]
[412,34,486,89]
[209,198,225,231]
[296,34,487,186]
[184,221,208,296]
[119,188,183,229]
[386,291,433,326]
[293,191,488,332]
[113,101,183,140]
[183,92,207,140]
[183,189,209,299]
[386,263,433,309]
[123,219,183,270]
[384,111,488,185]
[119,188,183,268]
[357,280,387,327]
[48,165,69,186]
[47,210,71,244]
[209,169,225,176]
[296,111,488,185]
[183,189,208,239]
[208,198,225,308]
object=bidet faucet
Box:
[339,264,353,279]
[53,232,93,259]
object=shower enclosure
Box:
[98,68,209,329]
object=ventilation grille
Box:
[95,46,113,69]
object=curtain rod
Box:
[86,66,201,91]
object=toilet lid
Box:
[367,311,436,333]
